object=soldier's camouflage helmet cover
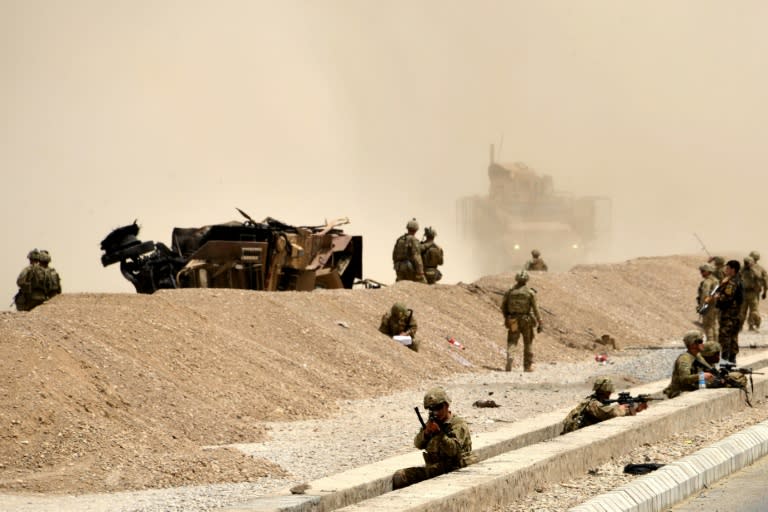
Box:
[406,218,419,231]
[683,330,704,347]
[592,377,615,394]
[423,386,450,409]
[27,249,40,261]
[699,263,714,273]
[515,270,529,283]
[744,256,755,265]
[38,250,51,263]
[391,302,408,316]
[424,226,436,238]
[531,249,541,257]
[701,341,721,357]
[750,250,760,262]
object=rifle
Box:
[697,283,720,314]
[414,406,426,429]
[414,407,437,430]
[602,392,662,407]
[719,363,765,376]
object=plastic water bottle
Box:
[698,371,706,389]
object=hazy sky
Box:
[3,1,767,306]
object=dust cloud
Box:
[2,1,767,306]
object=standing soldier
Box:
[38,250,62,299]
[15,249,48,311]
[501,270,543,372]
[392,219,426,283]
[714,260,744,364]
[708,256,726,280]
[524,249,548,271]
[697,263,719,341]
[420,227,444,284]
[740,257,762,331]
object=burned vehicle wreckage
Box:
[100,210,363,294]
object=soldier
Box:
[15,249,48,311]
[38,250,62,299]
[379,303,419,352]
[740,257,762,331]
[749,250,768,300]
[699,341,721,367]
[501,270,543,372]
[420,227,444,285]
[715,260,744,364]
[708,255,726,280]
[561,377,647,434]
[392,219,426,283]
[663,330,715,398]
[697,263,719,342]
[524,249,548,271]
[392,387,475,489]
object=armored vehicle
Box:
[100,210,363,294]
[457,146,611,274]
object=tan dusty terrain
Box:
[0,254,733,494]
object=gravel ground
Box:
[5,334,768,512]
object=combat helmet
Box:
[744,256,755,266]
[515,270,529,283]
[592,377,615,394]
[406,218,419,231]
[391,302,408,317]
[701,341,721,358]
[27,248,40,262]
[531,249,541,257]
[710,256,725,266]
[423,386,450,409]
[699,263,714,273]
[750,250,761,262]
[38,250,51,264]
[424,226,436,238]
[683,330,704,347]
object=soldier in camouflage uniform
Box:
[697,263,719,342]
[524,249,548,271]
[715,260,744,364]
[561,377,647,434]
[420,227,444,285]
[14,249,48,311]
[392,387,475,489]
[379,303,419,352]
[392,219,426,283]
[38,250,62,299]
[708,255,726,280]
[501,270,543,372]
[663,330,715,398]
[740,256,763,331]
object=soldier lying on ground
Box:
[561,377,648,434]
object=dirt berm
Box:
[0,255,717,494]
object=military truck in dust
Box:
[457,147,611,274]
[100,210,363,294]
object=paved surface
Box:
[671,452,768,512]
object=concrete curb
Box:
[221,352,768,512]
[569,419,768,512]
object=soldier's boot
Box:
[524,365,535,373]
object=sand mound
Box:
[0,254,710,493]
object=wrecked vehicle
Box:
[100,210,363,294]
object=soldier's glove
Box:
[424,420,441,436]
[536,324,543,333]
